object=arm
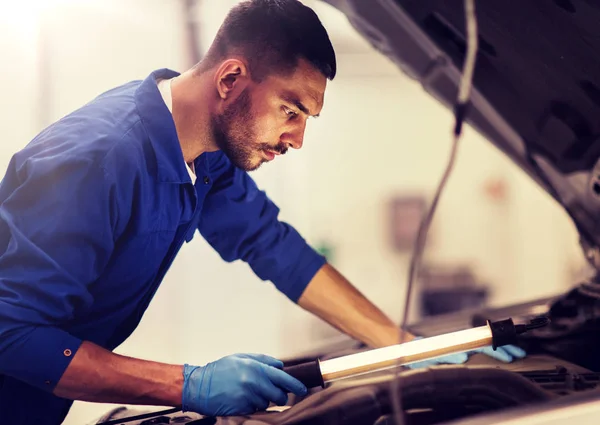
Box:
[197,155,409,347]
[298,263,414,348]
[0,149,182,406]
[296,265,528,365]
[197,158,522,363]
[0,148,305,415]
[54,342,309,414]
[54,341,183,406]
[0,154,111,394]
[198,153,326,301]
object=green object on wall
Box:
[315,241,335,262]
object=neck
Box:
[170,71,218,163]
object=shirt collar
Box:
[157,77,197,185]
[134,68,191,184]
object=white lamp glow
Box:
[319,325,494,382]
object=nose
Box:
[281,121,306,150]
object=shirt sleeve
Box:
[198,154,326,302]
[0,150,118,392]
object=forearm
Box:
[298,263,414,348]
[54,340,183,406]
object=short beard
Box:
[211,89,262,172]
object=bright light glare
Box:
[0,0,55,17]
[320,325,494,382]
[0,1,42,34]
[0,0,72,34]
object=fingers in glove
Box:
[441,352,469,364]
[481,346,512,363]
[405,360,436,369]
[253,374,289,406]
[245,390,271,413]
[238,354,284,369]
[262,364,308,396]
[255,395,271,412]
[417,353,468,366]
[503,345,527,359]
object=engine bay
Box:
[93,283,600,425]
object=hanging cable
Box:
[390,1,479,424]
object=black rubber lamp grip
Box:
[283,360,324,389]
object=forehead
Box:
[261,59,328,113]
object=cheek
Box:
[251,112,282,140]
[251,97,284,133]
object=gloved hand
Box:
[472,344,527,362]
[405,337,526,369]
[182,353,308,417]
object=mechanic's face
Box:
[212,59,327,171]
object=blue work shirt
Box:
[0,69,326,424]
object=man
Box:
[0,0,525,423]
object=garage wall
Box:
[0,1,588,424]
[0,6,39,171]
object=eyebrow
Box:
[281,92,320,118]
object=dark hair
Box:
[197,0,337,81]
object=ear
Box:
[214,59,250,100]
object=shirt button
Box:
[45,380,51,385]
[203,176,210,185]
[64,349,72,357]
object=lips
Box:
[263,150,276,161]
[262,147,286,161]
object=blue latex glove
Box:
[182,353,308,416]
[405,337,527,369]
[473,344,527,362]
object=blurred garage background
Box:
[0,0,589,423]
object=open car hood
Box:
[319,0,600,269]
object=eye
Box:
[283,106,298,119]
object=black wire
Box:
[401,102,468,339]
[389,0,478,419]
[390,103,469,425]
[96,407,181,425]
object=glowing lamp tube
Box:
[283,317,548,389]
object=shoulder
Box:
[51,79,146,158]
[13,81,150,183]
